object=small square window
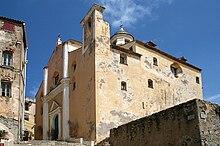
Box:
[153,57,158,66]
[148,79,153,89]
[196,77,200,84]
[121,81,127,91]
[25,101,29,111]
[24,113,29,121]
[120,54,127,64]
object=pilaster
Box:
[43,66,49,140]
[62,43,70,140]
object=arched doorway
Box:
[51,114,59,140]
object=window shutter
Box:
[3,22,15,31]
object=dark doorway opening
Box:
[51,114,59,140]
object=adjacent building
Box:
[35,4,203,143]
[0,16,28,141]
[24,97,35,140]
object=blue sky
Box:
[1,0,220,104]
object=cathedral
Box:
[35,4,203,143]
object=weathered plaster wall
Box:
[35,43,64,140]
[68,46,96,140]
[93,8,203,142]
[0,18,26,141]
[136,44,203,106]
[0,19,26,120]
[47,45,63,93]
[108,99,216,146]
[93,9,113,142]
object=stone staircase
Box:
[2,139,111,146]
[14,140,92,146]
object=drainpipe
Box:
[18,39,26,141]
[22,46,28,140]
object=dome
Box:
[111,26,134,46]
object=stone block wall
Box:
[0,116,18,141]
[197,100,220,145]
[108,99,220,146]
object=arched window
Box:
[125,39,130,43]
[148,79,153,88]
[170,63,183,78]
[121,81,127,91]
[72,77,76,91]
[53,72,59,86]
[153,57,158,66]
[72,61,76,72]
[87,17,92,28]
[73,82,76,90]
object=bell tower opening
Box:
[80,4,106,54]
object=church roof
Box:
[135,40,202,71]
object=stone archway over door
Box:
[49,101,61,140]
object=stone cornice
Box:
[43,78,70,102]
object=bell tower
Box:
[80,4,109,54]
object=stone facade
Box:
[107,99,220,146]
[35,4,203,143]
[0,16,28,141]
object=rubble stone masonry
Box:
[108,99,220,146]
[0,17,27,141]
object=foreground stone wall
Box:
[197,100,220,145]
[108,99,220,146]
[0,116,18,141]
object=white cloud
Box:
[29,86,38,97]
[97,0,173,28]
[205,94,220,101]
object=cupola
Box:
[111,26,134,46]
